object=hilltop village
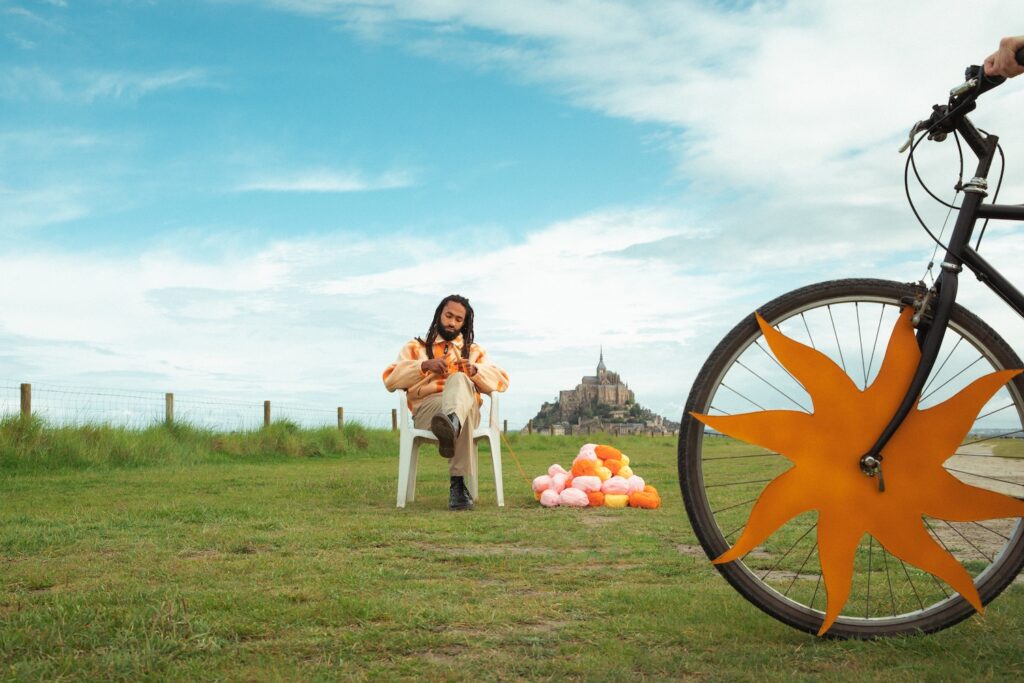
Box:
[527,351,679,435]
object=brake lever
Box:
[949,77,978,98]
[899,121,925,153]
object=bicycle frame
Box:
[864,114,1024,483]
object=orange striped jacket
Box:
[382,335,509,414]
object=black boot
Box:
[431,412,461,459]
[449,476,474,510]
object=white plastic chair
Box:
[396,389,504,508]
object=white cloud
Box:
[0,185,90,230]
[0,67,215,103]
[255,0,1024,260]
[236,168,415,192]
[0,207,748,426]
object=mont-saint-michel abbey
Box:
[527,350,679,436]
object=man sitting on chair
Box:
[382,294,509,510]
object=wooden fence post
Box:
[549,426,554,436]
[527,420,532,435]
[264,400,271,427]
[20,383,30,417]
[503,419,507,435]
[337,407,344,431]
[165,393,174,425]
[391,408,398,432]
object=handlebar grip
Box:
[976,48,1024,95]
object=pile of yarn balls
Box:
[532,443,661,509]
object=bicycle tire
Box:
[679,278,1024,638]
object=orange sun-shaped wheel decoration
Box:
[694,307,1024,635]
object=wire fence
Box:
[0,380,394,431]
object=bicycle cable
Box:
[905,130,958,260]
[910,126,965,210]
[912,129,965,282]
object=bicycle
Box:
[679,50,1024,638]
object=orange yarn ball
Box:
[595,445,622,461]
[572,459,598,477]
[586,491,605,507]
[629,490,661,509]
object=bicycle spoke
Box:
[736,359,810,413]
[705,478,774,489]
[827,305,847,373]
[857,302,868,389]
[761,523,816,583]
[704,452,780,462]
[978,402,1014,420]
[719,383,768,412]
[866,536,873,618]
[921,355,984,403]
[923,520,953,599]
[810,572,823,611]
[922,336,964,397]
[784,541,819,598]
[801,312,815,350]
[962,429,1023,446]
[882,548,897,617]
[971,520,1010,541]
[942,520,993,562]
[899,559,925,612]
[952,450,1021,459]
[711,497,760,515]
[945,466,1024,491]
[754,340,809,406]
[865,304,885,382]
[723,523,746,541]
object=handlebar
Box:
[976,47,1024,95]
[899,48,1024,153]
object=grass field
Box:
[993,438,1024,459]
[2,417,1023,681]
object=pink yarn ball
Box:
[551,473,569,492]
[626,475,646,494]
[548,464,568,477]
[578,443,598,459]
[571,475,602,492]
[601,475,630,495]
[532,475,552,494]
[539,489,561,507]
[559,487,589,507]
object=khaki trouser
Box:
[413,372,481,476]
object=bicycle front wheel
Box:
[679,279,1024,638]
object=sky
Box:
[2,0,1024,429]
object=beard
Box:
[437,326,460,341]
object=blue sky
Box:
[2,0,1023,428]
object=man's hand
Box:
[421,358,448,375]
[455,360,478,377]
[984,35,1024,78]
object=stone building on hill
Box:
[528,350,678,436]
[557,349,634,414]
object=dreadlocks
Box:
[418,294,474,359]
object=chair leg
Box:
[407,443,420,503]
[490,434,504,507]
[397,435,412,508]
[466,442,480,502]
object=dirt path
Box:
[946,442,1023,497]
